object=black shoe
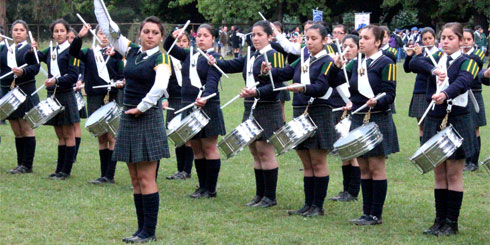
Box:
[287,204,311,215]
[464,163,478,172]
[166,172,182,180]
[200,191,217,199]
[123,235,156,243]
[437,218,458,236]
[48,172,59,179]
[245,196,262,206]
[88,177,105,184]
[100,176,115,184]
[188,187,207,199]
[353,215,382,225]
[328,191,347,201]
[122,235,137,243]
[52,172,70,180]
[7,166,22,174]
[254,196,277,208]
[302,205,324,217]
[8,165,32,174]
[180,171,191,179]
[423,217,445,235]
[349,214,369,224]
[337,192,357,202]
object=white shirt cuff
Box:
[136,64,171,112]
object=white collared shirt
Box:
[57,40,70,54]
[448,50,462,67]
[366,50,383,64]
[312,49,327,59]
[258,44,273,55]
[275,33,301,55]
[381,43,389,51]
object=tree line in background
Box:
[0,0,489,33]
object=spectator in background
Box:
[474,25,486,54]
[231,25,241,58]
[219,26,229,57]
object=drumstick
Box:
[174,92,217,114]
[335,39,351,85]
[352,92,386,115]
[93,84,115,89]
[28,31,40,64]
[165,107,175,111]
[76,13,103,45]
[262,53,276,90]
[167,20,191,54]
[196,48,229,78]
[221,82,259,109]
[31,75,60,96]
[73,84,85,91]
[0,34,13,41]
[332,107,345,112]
[418,100,435,125]
[273,83,305,91]
[0,64,28,80]
[39,67,49,77]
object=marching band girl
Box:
[164,24,225,199]
[26,19,80,180]
[208,20,285,207]
[410,22,479,236]
[69,24,125,184]
[335,25,399,225]
[1,20,40,174]
[263,24,338,216]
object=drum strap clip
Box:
[10,75,17,89]
[104,90,110,104]
[341,110,348,120]
[248,98,259,120]
[303,98,315,115]
[440,99,453,129]
[363,107,372,124]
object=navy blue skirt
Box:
[181,100,226,139]
[87,92,119,116]
[469,91,486,127]
[243,101,284,141]
[1,82,40,120]
[293,105,335,150]
[409,93,428,118]
[45,90,80,126]
[165,97,182,129]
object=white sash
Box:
[246,46,256,88]
[49,41,61,77]
[94,48,111,84]
[170,56,182,87]
[357,53,374,99]
[189,46,202,89]
[437,54,468,107]
[7,43,17,69]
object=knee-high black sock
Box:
[15,137,24,166]
[361,179,373,215]
[447,190,463,222]
[304,176,314,206]
[74,137,81,162]
[370,179,388,219]
[434,189,448,220]
[175,146,185,172]
[205,159,221,193]
[348,166,361,197]
[342,165,352,192]
[61,146,76,175]
[139,192,159,238]
[313,176,329,208]
[419,136,422,145]
[22,137,36,169]
[254,169,265,197]
[194,158,206,189]
[104,150,117,180]
[182,146,194,175]
[263,168,278,200]
[55,145,66,173]
[471,136,481,164]
[234,52,239,58]
[99,149,108,178]
[133,194,144,236]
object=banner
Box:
[313,9,323,22]
[355,12,370,30]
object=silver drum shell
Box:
[168,109,210,147]
[75,92,85,111]
[0,87,27,120]
[267,113,318,156]
[410,125,463,174]
[218,118,264,159]
[480,157,490,174]
[23,97,64,128]
[333,122,384,161]
[85,102,121,137]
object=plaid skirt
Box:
[422,114,476,160]
[469,91,486,127]
[390,101,396,114]
[45,90,80,126]
[279,83,291,102]
[1,82,40,120]
[409,93,428,118]
[113,105,170,163]
[181,100,226,139]
[165,97,182,129]
[87,93,119,116]
[293,105,335,150]
[243,101,284,141]
[350,112,400,158]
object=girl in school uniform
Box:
[461,28,486,171]
[329,34,361,203]
[1,20,40,174]
[208,20,285,207]
[164,31,195,181]
[26,19,80,180]
[411,22,479,236]
[164,24,225,199]
[264,24,339,216]
[335,25,399,225]
[69,24,125,184]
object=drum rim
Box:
[86,102,119,126]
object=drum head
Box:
[168,113,182,132]
[86,102,117,126]
[0,89,15,104]
[334,122,376,147]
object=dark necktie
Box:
[136,51,147,63]
[366,58,372,68]
[310,56,317,64]
[446,56,453,68]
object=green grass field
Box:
[0,61,489,244]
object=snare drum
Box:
[218,118,263,159]
[267,113,317,156]
[24,97,64,128]
[333,122,383,161]
[85,101,122,137]
[410,125,463,174]
[480,157,490,174]
[0,87,27,120]
[168,109,210,147]
[335,116,352,139]
[75,92,85,111]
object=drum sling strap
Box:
[341,110,349,120]
[10,75,17,89]
[440,99,453,130]
[248,98,260,120]
[363,107,372,124]
[302,98,315,116]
